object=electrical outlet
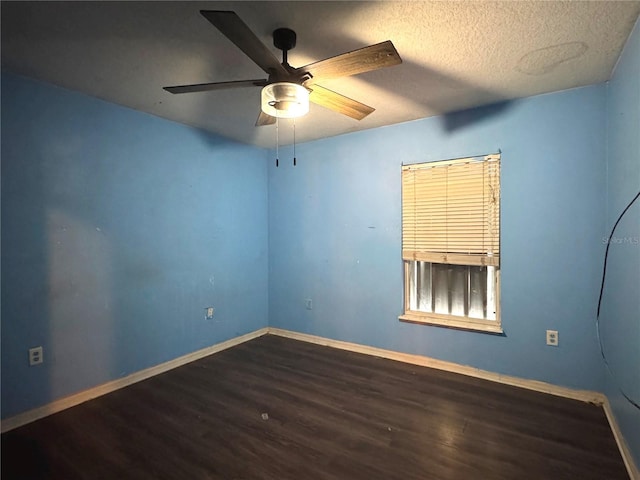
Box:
[305,298,313,310]
[546,330,559,346]
[205,307,214,319]
[29,346,43,366]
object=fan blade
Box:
[256,111,276,126]
[299,40,401,84]
[200,11,289,77]
[308,85,375,120]
[163,79,267,94]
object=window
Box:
[399,153,501,333]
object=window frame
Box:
[398,153,503,334]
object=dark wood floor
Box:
[2,334,628,480]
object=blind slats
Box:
[402,154,500,264]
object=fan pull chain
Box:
[293,118,297,166]
[275,116,279,167]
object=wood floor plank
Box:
[1,334,628,479]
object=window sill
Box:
[399,312,504,335]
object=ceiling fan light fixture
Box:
[261,82,309,118]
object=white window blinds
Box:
[402,154,500,267]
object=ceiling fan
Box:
[163,10,402,126]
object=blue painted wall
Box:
[604,17,640,466]
[269,85,607,393]
[1,73,269,418]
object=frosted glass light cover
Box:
[261,82,309,118]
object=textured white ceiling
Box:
[2,1,639,147]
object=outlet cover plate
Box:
[29,346,43,366]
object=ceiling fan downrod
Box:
[273,28,297,67]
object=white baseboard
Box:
[268,328,604,403]
[268,327,640,479]
[603,398,639,480]
[1,328,269,433]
